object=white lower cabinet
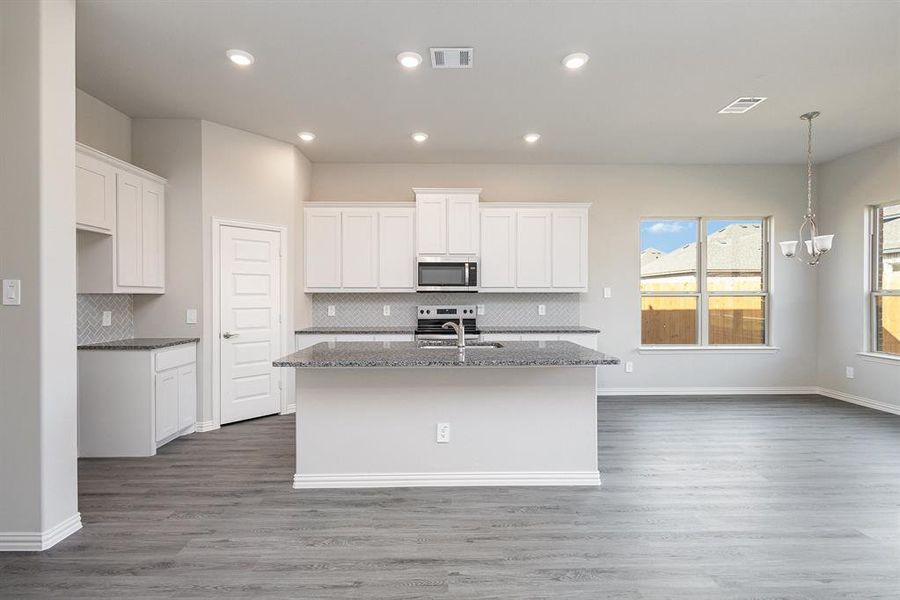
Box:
[296,333,415,350]
[482,332,598,350]
[78,343,197,457]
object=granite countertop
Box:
[274,340,619,368]
[78,337,200,351]
[296,325,601,334]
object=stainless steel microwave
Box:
[416,256,478,292]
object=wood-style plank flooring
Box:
[2,395,900,599]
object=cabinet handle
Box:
[222,331,239,339]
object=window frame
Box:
[640,216,771,348]
[869,201,900,356]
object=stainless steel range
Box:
[414,305,480,341]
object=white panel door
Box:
[447,194,479,254]
[341,209,379,288]
[140,180,165,288]
[379,208,415,289]
[415,195,447,254]
[552,209,588,289]
[115,172,143,287]
[220,225,282,425]
[516,210,552,288]
[75,151,116,233]
[305,208,342,289]
[480,208,517,288]
[177,364,197,431]
[154,368,178,443]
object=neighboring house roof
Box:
[641,223,762,278]
[640,248,663,267]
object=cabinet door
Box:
[154,368,179,443]
[415,195,447,254]
[379,208,415,289]
[480,208,517,288]
[75,152,116,233]
[305,208,342,289]
[559,333,598,350]
[341,209,379,288]
[516,210,552,288]
[141,180,165,288]
[116,172,143,287]
[177,364,197,432]
[447,194,479,254]
[552,209,588,289]
[296,334,336,351]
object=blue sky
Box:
[641,219,759,252]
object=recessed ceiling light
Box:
[562,52,589,70]
[226,49,255,67]
[523,133,541,144]
[397,52,423,69]
[297,132,316,142]
[411,132,429,143]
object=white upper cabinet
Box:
[303,204,416,292]
[378,208,416,290]
[479,204,589,293]
[76,143,167,294]
[75,151,116,234]
[516,209,553,288]
[480,208,517,289]
[341,209,379,289]
[414,188,481,256]
[305,208,342,289]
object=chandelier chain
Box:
[806,115,813,217]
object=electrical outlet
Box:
[327,305,336,317]
[625,361,634,373]
[101,311,112,327]
[476,304,485,315]
[186,308,198,324]
[436,422,450,444]
[845,366,855,379]
[603,287,612,298]
[538,304,546,316]
[383,305,391,316]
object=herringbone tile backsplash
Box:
[311,293,580,327]
[77,294,134,345]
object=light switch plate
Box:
[603,287,612,298]
[845,366,854,379]
[2,279,21,306]
[186,308,198,324]
[102,311,112,327]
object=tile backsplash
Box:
[311,293,580,328]
[77,294,134,345]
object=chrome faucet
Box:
[442,316,466,348]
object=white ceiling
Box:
[75,0,900,164]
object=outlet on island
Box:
[436,422,450,444]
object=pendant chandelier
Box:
[779,111,834,265]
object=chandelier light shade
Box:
[779,111,834,265]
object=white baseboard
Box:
[194,420,218,433]
[281,403,296,415]
[293,471,601,489]
[597,386,818,396]
[815,387,900,416]
[0,512,82,552]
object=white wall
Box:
[816,138,900,410]
[75,88,132,162]
[311,163,819,391]
[0,0,79,549]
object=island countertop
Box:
[274,340,620,368]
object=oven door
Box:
[416,258,478,292]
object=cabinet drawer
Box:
[155,344,196,372]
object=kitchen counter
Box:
[78,337,199,350]
[295,325,600,334]
[274,340,618,368]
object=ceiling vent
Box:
[718,97,767,114]
[430,47,473,69]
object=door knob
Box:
[222,331,238,339]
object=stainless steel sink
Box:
[416,341,504,350]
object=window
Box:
[640,218,769,346]
[872,202,900,355]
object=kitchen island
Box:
[275,340,619,489]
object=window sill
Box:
[638,345,780,355]
[857,352,900,365]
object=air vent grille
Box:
[430,47,473,69]
[718,97,768,114]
